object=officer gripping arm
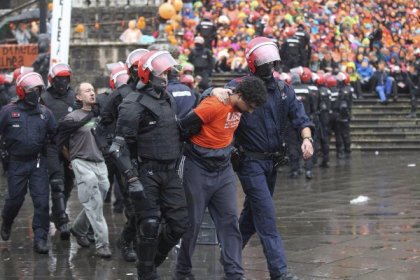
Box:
[110,97,146,213]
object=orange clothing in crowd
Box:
[191,96,241,149]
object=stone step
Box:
[351,117,420,123]
[347,145,420,151]
[350,125,420,132]
[352,111,415,116]
[331,138,420,144]
[353,97,410,106]
[349,131,420,139]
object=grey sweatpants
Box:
[176,157,244,279]
[71,158,110,248]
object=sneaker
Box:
[58,223,71,241]
[1,221,11,241]
[34,239,49,254]
[96,245,112,258]
[70,228,90,248]
[273,272,300,280]
[305,170,313,180]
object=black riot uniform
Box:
[32,34,50,85]
[316,86,332,167]
[110,50,188,280]
[188,40,214,91]
[280,36,306,72]
[332,85,353,159]
[40,70,75,239]
[196,18,217,50]
[95,83,137,262]
[294,26,311,66]
[288,76,315,179]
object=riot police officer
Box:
[288,72,315,179]
[32,34,50,85]
[188,36,214,91]
[225,37,314,280]
[166,68,199,119]
[294,24,311,66]
[95,49,150,263]
[110,50,189,280]
[96,62,127,211]
[313,74,332,167]
[333,73,353,159]
[0,72,56,254]
[40,63,75,239]
[196,12,216,50]
[280,31,306,72]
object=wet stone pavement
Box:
[1,151,420,280]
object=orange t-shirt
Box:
[191,96,241,149]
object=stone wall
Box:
[69,42,148,89]
[69,5,158,89]
[71,6,158,42]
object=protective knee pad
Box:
[50,179,65,193]
[139,217,160,239]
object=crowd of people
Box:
[0,1,419,279]
[179,0,419,106]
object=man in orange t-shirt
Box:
[175,76,267,280]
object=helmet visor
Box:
[106,62,126,74]
[250,43,280,67]
[50,63,72,78]
[127,49,149,68]
[149,52,179,76]
[113,71,129,87]
[18,72,45,92]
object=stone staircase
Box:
[209,73,420,151]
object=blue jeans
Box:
[238,158,288,279]
[376,77,394,102]
[2,158,49,242]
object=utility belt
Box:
[140,158,177,171]
[243,150,283,160]
[10,153,40,162]
[242,144,289,167]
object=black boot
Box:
[58,222,71,240]
[34,239,49,254]
[1,221,11,241]
[119,237,137,262]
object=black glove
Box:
[73,100,82,110]
[91,103,101,117]
[230,148,243,172]
[127,178,149,214]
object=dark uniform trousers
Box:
[136,160,189,273]
[237,158,288,279]
[2,157,49,242]
[288,127,313,173]
[176,157,244,279]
